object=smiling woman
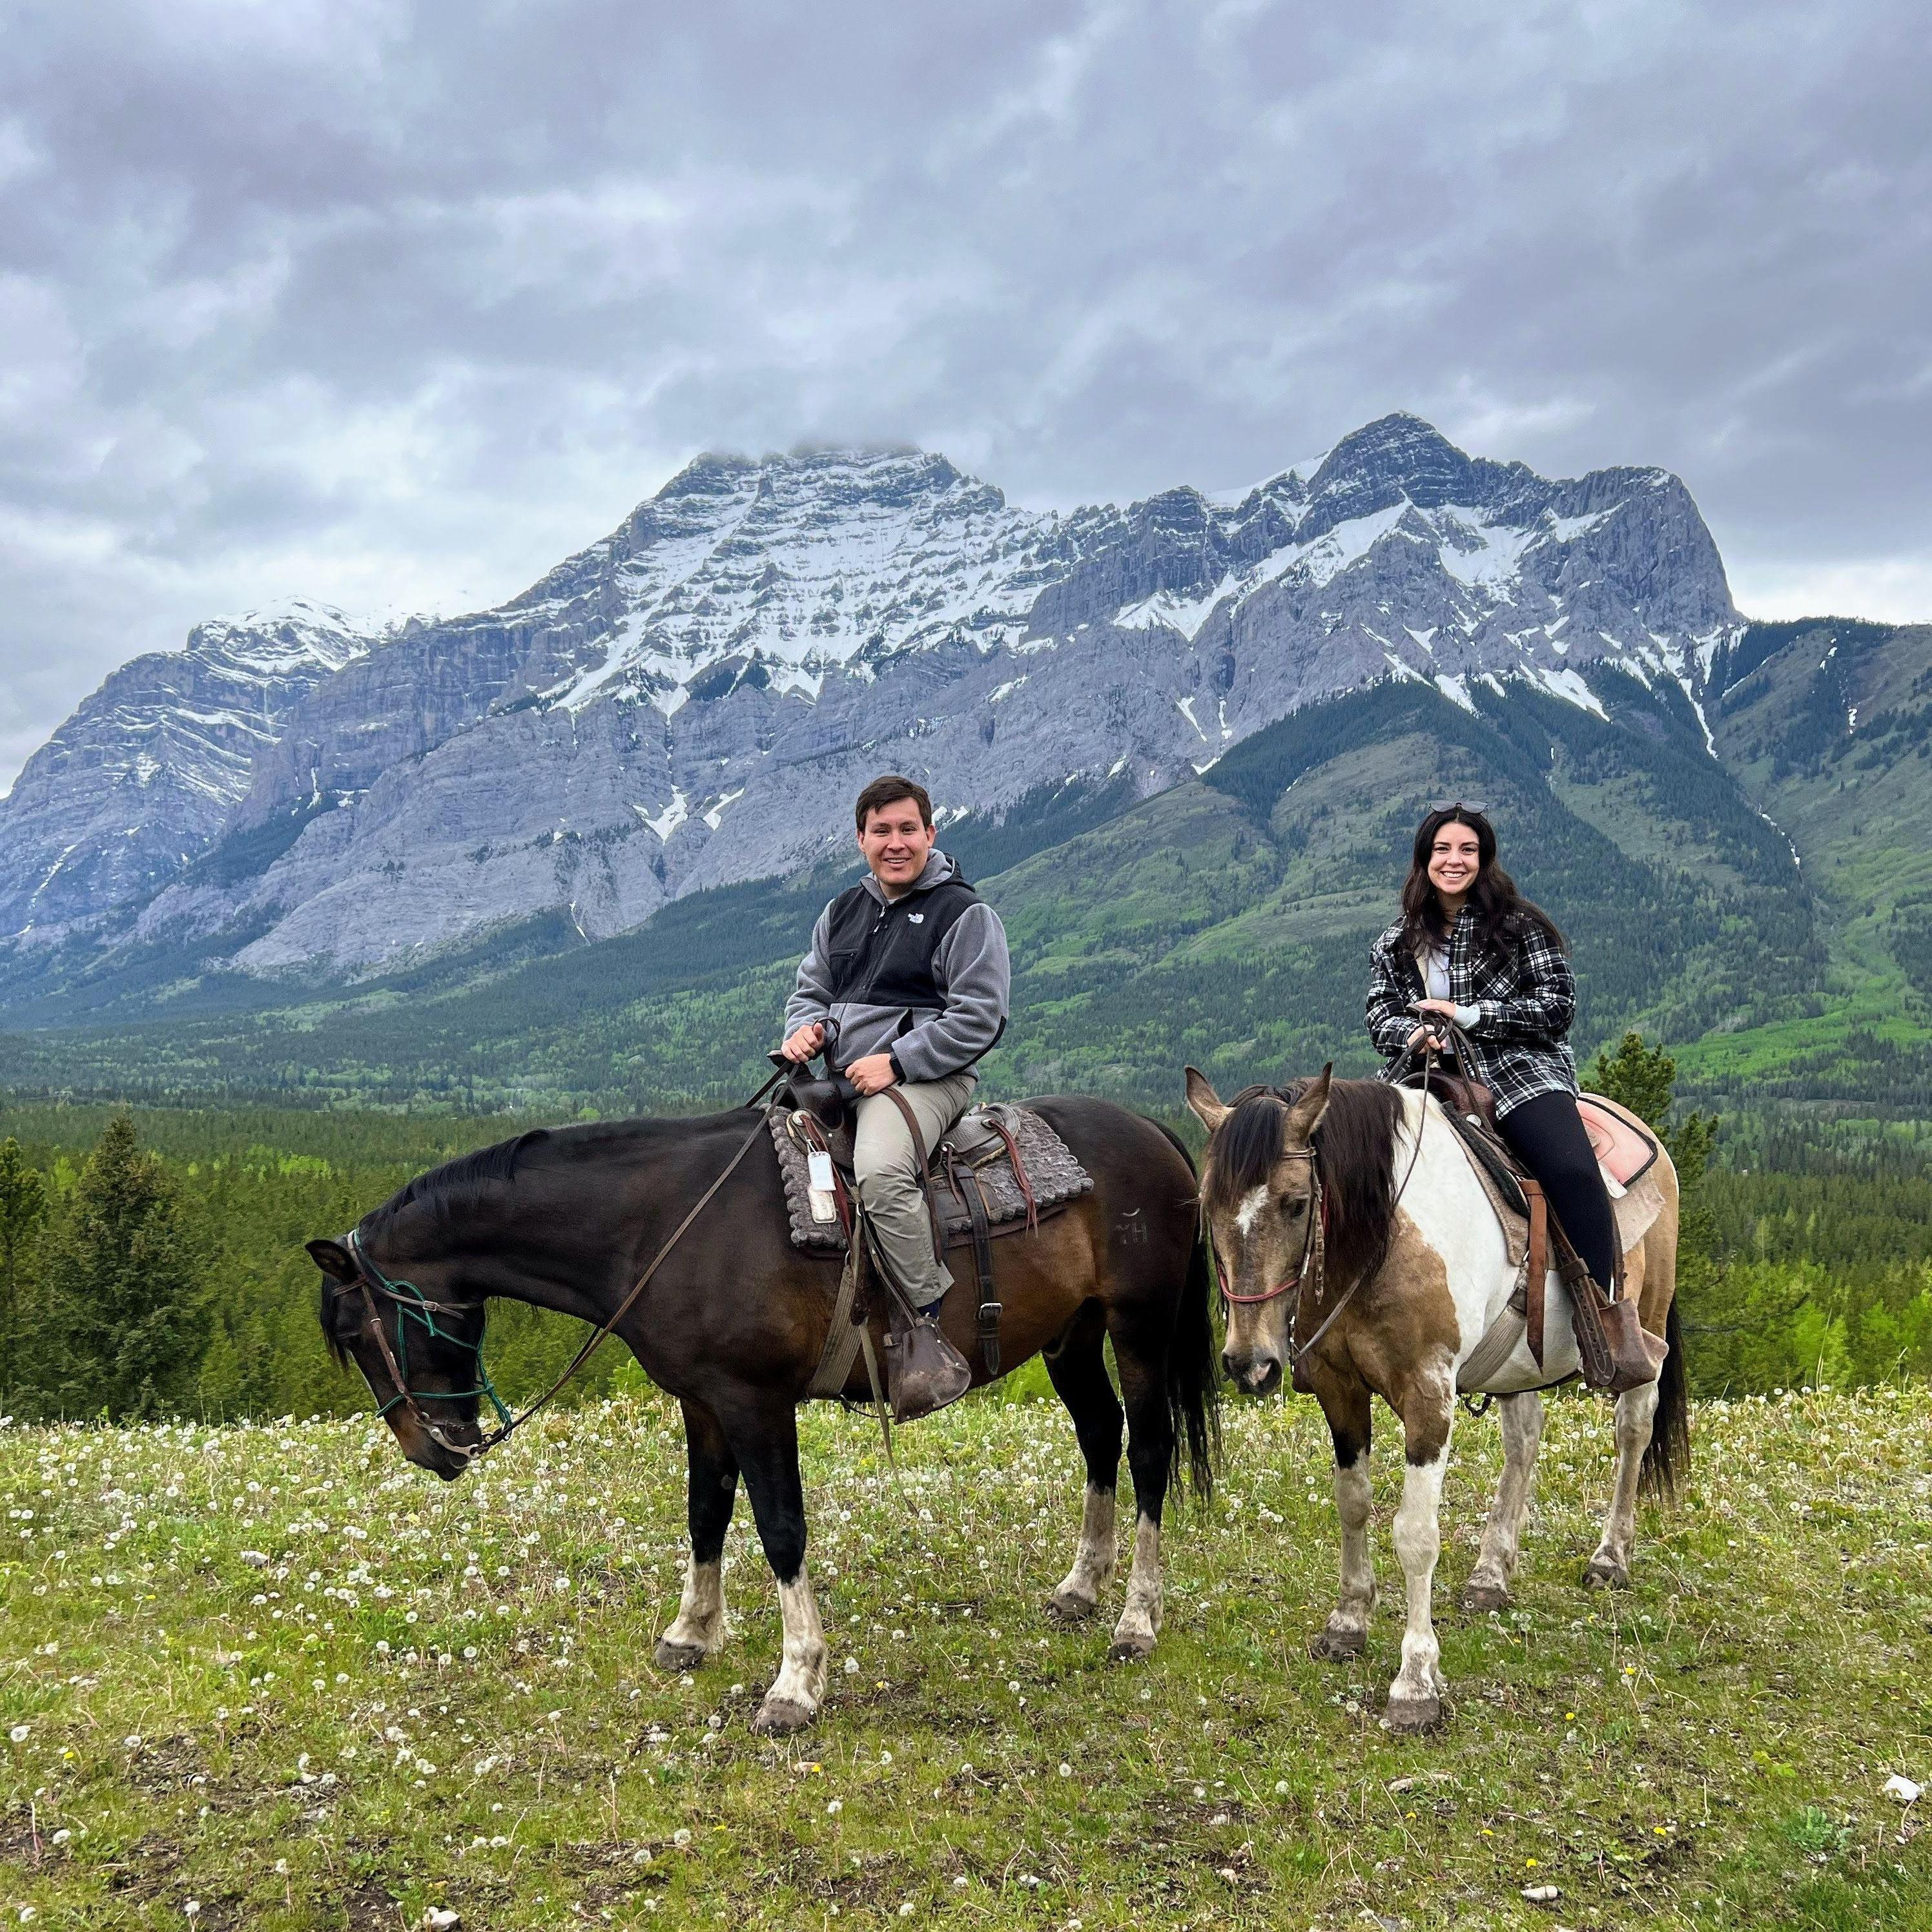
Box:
[1365,803,1619,1302]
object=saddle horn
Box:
[769,1051,859,1133]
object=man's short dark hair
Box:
[854,774,934,832]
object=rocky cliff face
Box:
[1,415,1742,976]
[0,601,373,945]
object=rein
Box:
[341,1068,789,1461]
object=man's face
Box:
[858,799,935,896]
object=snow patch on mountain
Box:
[0,601,377,941]
[1,417,1751,976]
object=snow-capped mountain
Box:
[0,601,375,944]
[1,416,1743,975]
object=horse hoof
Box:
[654,1639,710,1672]
[1581,1559,1629,1591]
[1462,1581,1510,1614]
[1106,1633,1156,1663]
[1381,1692,1444,1734]
[750,1696,816,1736]
[1308,1627,1366,1663]
[1047,1590,1099,1623]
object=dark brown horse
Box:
[309,1096,1217,1734]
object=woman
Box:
[1365,803,1618,1296]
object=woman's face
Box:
[1427,821,1483,901]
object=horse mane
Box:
[1204,1078,1405,1288]
[360,1110,753,1238]
[365,1128,554,1234]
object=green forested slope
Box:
[1682,619,1932,1105]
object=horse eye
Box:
[1283,1198,1306,1219]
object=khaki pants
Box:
[851,1071,978,1310]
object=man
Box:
[781,774,1011,1418]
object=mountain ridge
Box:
[0,415,1749,984]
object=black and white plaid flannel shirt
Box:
[1365,908,1579,1118]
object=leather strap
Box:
[980,1109,1038,1231]
[1538,1195,1616,1388]
[806,1232,868,1399]
[856,1319,900,1489]
[1522,1178,1548,1370]
[949,1156,1001,1377]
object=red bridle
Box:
[1212,1150,1326,1306]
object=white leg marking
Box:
[659,1557,726,1660]
[1385,1448,1451,1725]
[1108,1514,1163,1660]
[1313,1455,1375,1657]
[1050,1484,1118,1618]
[1467,1392,1545,1606]
[1587,1380,1660,1587]
[757,1566,829,1725]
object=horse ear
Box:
[1284,1064,1333,1144]
[1183,1067,1229,1132]
[307,1238,356,1282]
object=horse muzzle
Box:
[1221,1348,1284,1397]
[397,1413,484,1480]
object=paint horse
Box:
[309,1096,1217,1736]
[1184,1066,1687,1732]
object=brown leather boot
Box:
[1570,1269,1668,1393]
[1595,1294,1669,1395]
[883,1304,972,1421]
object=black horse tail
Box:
[1640,1298,1690,1503]
[1149,1120,1222,1502]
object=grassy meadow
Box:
[1,1382,1927,1930]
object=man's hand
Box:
[781,1022,826,1065]
[1406,1024,1446,1053]
[845,1053,898,1096]
[1412,998,1460,1022]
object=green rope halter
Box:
[351,1234,513,1432]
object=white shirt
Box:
[1422,945,1479,1030]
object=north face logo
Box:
[907,912,925,923]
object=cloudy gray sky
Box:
[3,0,1927,788]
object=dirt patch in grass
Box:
[0,1802,57,1868]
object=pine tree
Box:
[41,1113,209,1421]
[0,1137,47,1398]
[1586,1031,1680,1133]
[1586,1031,1807,1392]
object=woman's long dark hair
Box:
[1399,806,1565,961]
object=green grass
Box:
[3,1386,1929,1928]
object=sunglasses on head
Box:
[1430,799,1490,815]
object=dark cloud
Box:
[3,0,1927,786]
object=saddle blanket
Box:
[1577,1094,1660,1193]
[771,1102,1093,1254]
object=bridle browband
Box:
[336,1067,790,1463]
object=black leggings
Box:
[1497,1091,1618,1291]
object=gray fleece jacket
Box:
[782,850,1011,1083]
